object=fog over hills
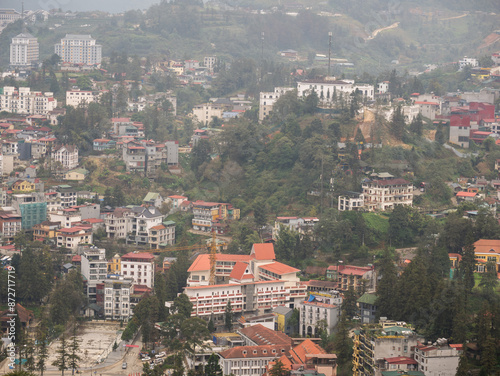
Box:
[2,0,161,13]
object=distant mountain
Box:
[1,0,161,13]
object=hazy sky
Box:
[3,0,161,13]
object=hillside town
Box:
[0,3,500,376]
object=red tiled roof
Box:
[385,357,417,365]
[187,254,252,272]
[219,345,290,359]
[150,224,166,230]
[288,339,326,364]
[251,243,276,260]
[456,191,477,197]
[168,195,187,199]
[415,101,439,105]
[84,218,104,223]
[72,255,81,262]
[238,324,293,346]
[259,262,300,275]
[229,261,250,280]
[473,239,500,253]
[122,252,155,260]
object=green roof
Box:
[69,168,89,175]
[357,293,377,305]
[383,326,414,335]
[163,220,176,226]
[144,192,160,201]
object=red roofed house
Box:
[0,304,34,336]
[219,344,292,376]
[456,191,478,202]
[338,264,376,292]
[414,342,462,376]
[56,226,92,250]
[266,338,337,376]
[362,177,414,211]
[471,239,500,275]
[121,252,155,288]
[167,195,188,209]
[184,243,307,322]
[191,200,240,234]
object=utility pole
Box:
[328,32,332,77]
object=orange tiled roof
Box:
[238,324,293,346]
[259,262,300,275]
[187,254,252,272]
[229,261,250,280]
[473,239,500,253]
[251,243,276,260]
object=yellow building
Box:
[108,253,121,274]
[273,306,293,335]
[473,239,500,273]
[64,168,89,181]
[11,180,35,192]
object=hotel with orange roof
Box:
[184,243,307,321]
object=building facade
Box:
[120,252,155,289]
[0,86,57,115]
[259,87,295,121]
[362,178,413,212]
[81,247,108,304]
[54,34,102,65]
[103,277,133,321]
[10,33,39,68]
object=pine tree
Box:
[451,284,468,344]
[480,336,496,375]
[225,301,233,331]
[390,105,405,140]
[208,317,215,333]
[205,353,223,376]
[52,333,69,376]
[376,250,398,319]
[342,282,358,319]
[333,310,352,370]
[68,325,81,375]
[36,324,49,376]
[460,234,476,298]
[269,360,289,376]
[455,353,469,376]
[409,113,423,136]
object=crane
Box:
[209,230,217,285]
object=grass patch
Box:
[362,212,389,234]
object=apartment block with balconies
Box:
[362,177,413,212]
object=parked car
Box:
[122,362,127,369]
[141,356,151,362]
[155,352,166,358]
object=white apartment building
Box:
[377,81,389,94]
[219,345,291,376]
[105,208,134,239]
[297,79,375,104]
[66,90,101,107]
[10,33,39,68]
[121,252,155,289]
[49,210,82,228]
[204,56,217,71]
[126,206,165,248]
[362,177,413,211]
[0,86,57,115]
[259,87,294,121]
[192,103,223,125]
[459,56,478,70]
[273,216,319,240]
[298,297,341,336]
[338,192,364,211]
[55,34,102,65]
[56,226,93,250]
[81,247,108,303]
[103,277,133,321]
[51,145,78,170]
[184,243,307,321]
[414,343,461,376]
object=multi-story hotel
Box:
[54,34,102,65]
[120,252,155,289]
[0,87,57,115]
[362,177,413,212]
[10,33,39,68]
[184,243,307,323]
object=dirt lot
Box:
[47,321,122,368]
